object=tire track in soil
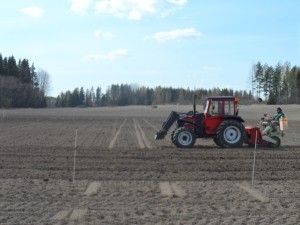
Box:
[109,119,127,149]
[50,181,103,223]
[51,181,101,223]
[84,181,102,196]
[40,121,81,147]
[133,119,145,148]
[236,182,269,202]
[90,119,126,148]
[51,209,72,220]
[51,208,88,221]
[76,119,111,148]
[143,119,159,131]
[108,120,118,148]
[49,180,89,223]
[45,180,300,224]
[133,119,152,149]
[159,182,186,197]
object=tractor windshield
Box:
[204,99,222,116]
[210,100,223,116]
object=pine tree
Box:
[7,56,18,77]
[3,57,9,76]
[90,86,95,105]
[297,69,300,104]
[95,86,101,106]
[71,88,80,107]
[19,59,31,84]
[272,63,282,101]
[79,87,85,105]
[254,61,264,98]
[31,63,38,87]
[0,54,4,75]
[85,89,91,107]
[263,64,273,101]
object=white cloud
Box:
[145,28,202,43]
[83,49,128,61]
[94,0,187,20]
[94,30,114,39]
[70,0,93,14]
[161,0,187,17]
[21,6,44,18]
[166,0,187,6]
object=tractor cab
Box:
[203,96,239,117]
[203,97,243,135]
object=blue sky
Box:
[1,0,299,97]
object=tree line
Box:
[251,61,300,104]
[2,52,299,108]
[0,53,48,108]
[55,84,254,107]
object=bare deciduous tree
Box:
[37,69,51,95]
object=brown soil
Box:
[0,105,300,224]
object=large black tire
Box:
[215,120,246,148]
[269,136,281,148]
[172,127,196,148]
[213,136,222,147]
[171,129,176,145]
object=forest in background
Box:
[55,85,253,107]
[0,54,49,108]
[56,61,300,107]
[1,53,299,108]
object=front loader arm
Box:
[155,111,179,140]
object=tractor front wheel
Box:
[216,120,246,148]
[172,127,196,148]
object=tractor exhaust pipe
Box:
[193,94,197,114]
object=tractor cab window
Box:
[210,100,222,116]
[224,100,235,116]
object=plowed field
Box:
[0,105,300,225]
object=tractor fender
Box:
[177,119,195,126]
[224,116,245,123]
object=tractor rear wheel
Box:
[216,120,246,148]
[172,127,196,148]
[213,137,222,147]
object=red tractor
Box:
[155,96,247,148]
[155,96,286,148]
